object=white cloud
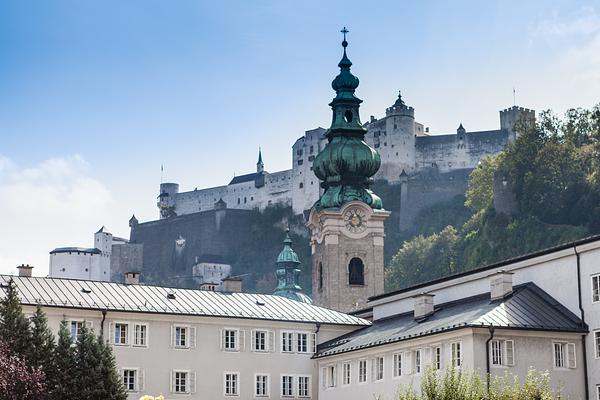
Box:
[0,155,113,276]
[531,7,600,39]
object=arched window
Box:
[348,258,364,286]
[318,262,323,290]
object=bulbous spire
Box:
[311,27,383,210]
[273,230,312,304]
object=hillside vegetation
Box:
[385,105,600,291]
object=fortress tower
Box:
[307,29,390,313]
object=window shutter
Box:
[423,347,432,368]
[321,367,327,389]
[189,327,196,349]
[404,352,412,374]
[268,330,275,352]
[371,359,376,381]
[567,343,576,369]
[292,333,298,353]
[170,370,175,393]
[138,369,144,392]
[108,323,114,344]
[170,325,174,348]
[250,330,256,351]
[239,330,245,351]
[310,333,317,353]
[190,371,196,393]
[505,340,515,366]
[220,329,224,350]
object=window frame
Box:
[342,362,351,386]
[133,323,148,347]
[592,274,600,303]
[373,356,384,381]
[223,328,239,352]
[297,375,311,398]
[358,359,367,384]
[173,325,189,348]
[254,373,269,398]
[552,341,576,369]
[325,365,336,388]
[433,346,442,370]
[223,371,240,397]
[281,374,295,397]
[451,341,463,368]
[297,332,309,353]
[595,330,600,359]
[173,370,190,394]
[122,368,138,392]
[414,349,422,375]
[113,322,129,346]
[393,352,402,378]
[253,330,268,352]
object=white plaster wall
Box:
[28,305,357,400]
[49,251,110,281]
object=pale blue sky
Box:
[1,0,599,275]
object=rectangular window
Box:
[393,353,402,377]
[134,324,147,346]
[174,371,188,393]
[593,275,600,303]
[114,323,128,345]
[174,326,187,348]
[123,369,136,392]
[491,340,503,365]
[281,332,294,353]
[297,333,308,353]
[415,350,422,374]
[254,330,267,352]
[451,342,462,368]
[282,375,294,397]
[224,329,237,351]
[255,374,269,397]
[70,320,84,340]
[434,347,442,370]
[224,372,239,396]
[326,365,336,388]
[342,362,351,385]
[554,342,565,368]
[298,375,310,398]
[358,360,367,383]
[374,356,384,381]
[595,331,600,359]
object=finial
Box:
[341,26,349,47]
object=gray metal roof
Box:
[0,275,369,327]
[315,283,586,358]
[49,247,101,255]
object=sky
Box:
[1,0,599,276]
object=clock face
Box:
[344,208,367,233]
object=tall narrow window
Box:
[326,365,336,388]
[122,369,137,392]
[415,350,422,374]
[282,375,294,397]
[174,371,188,393]
[554,342,565,368]
[593,274,600,303]
[174,326,187,348]
[393,353,402,377]
[281,332,294,353]
[318,262,323,290]
[342,362,351,385]
[224,372,239,396]
[451,342,462,367]
[348,258,364,286]
[434,346,442,370]
[491,340,503,365]
[595,331,600,359]
[297,376,310,398]
[114,323,128,345]
[253,330,267,352]
[134,324,147,346]
[255,374,268,397]
[374,356,384,381]
[358,360,367,383]
[224,329,237,351]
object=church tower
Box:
[307,28,390,313]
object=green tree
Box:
[0,279,32,358]
[465,155,502,212]
[51,320,77,400]
[386,226,459,291]
[73,323,104,398]
[29,305,56,393]
[97,336,128,400]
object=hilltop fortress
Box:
[158,93,534,218]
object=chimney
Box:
[124,271,140,285]
[17,264,33,277]
[413,292,435,320]
[222,276,242,293]
[490,270,513,300]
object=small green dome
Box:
[276,232,300,263]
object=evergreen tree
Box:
[97,336,128,400]
[73,323,103,399]
[29,305,56,395]
[0,279,32,358]
[51,320,77,400]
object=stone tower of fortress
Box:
[157,97,534,218]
